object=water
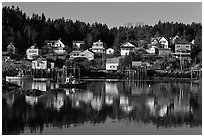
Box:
[2,80,202,135]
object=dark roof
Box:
[175,39,191,44]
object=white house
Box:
[70,51,82,59]
[106,48,114,55]
[172,39,191,58]
[120,42,136,56]
[79,49,94,60]
[44,39,66,55]
[90,40,105,54]
[106,57,120,71]
[159,37,169,49]
[32,56,47,69]
[26,44,40,60]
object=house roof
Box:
[70,50,82,54]
[81,49,94,54]
[121,42,135,48]
[93,40,103,44]
[106,57,120,64]
[73,41,84,43]
[175,39,191,44]
[45,39,65,45]
[106,48,114,50]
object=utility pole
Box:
[180,49,182,70]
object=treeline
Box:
[2,6,202,62]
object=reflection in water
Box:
[25,96,39,106]
[2,80,202,135]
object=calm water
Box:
[2,80,202,135]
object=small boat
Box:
[6,76,33,81]
[6,70,33,81]
[59,76,86,88]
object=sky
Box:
[2,2,202,29]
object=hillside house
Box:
[80,49,94,60]
[44,39,66,55]
[151,37,169,49]
[170,35,181,45]
[73,41,84,51]
[146,46,158,54]
[106,57,120,71]
[159,37,169,49]
[120,42,136,56]
[26,44,41,60]
[70,51,82,59]
[7,42,15,54]
[172,39,191,58]
[90,40,105,54]
[151,37,161,46]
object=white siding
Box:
[106,63,119,70]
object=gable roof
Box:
[45,39,65,45]
[81,49,94,54]
[121,42,135,48]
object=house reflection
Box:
[91,96,103,111]
[32,82,47,91]
[2,81,202,135]
[105,82,119,96]
[25,95,39,106]
[53,93,66,111]
[5,93,15,107]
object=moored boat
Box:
[59,76,86,88]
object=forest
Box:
[2,6,202,63]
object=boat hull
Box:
[6,76,33,81]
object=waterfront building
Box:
[120,42,136,56]
[106,57,120,71]
[90,40,105,54]
[32,56,48,69]
[26,43,41,60]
